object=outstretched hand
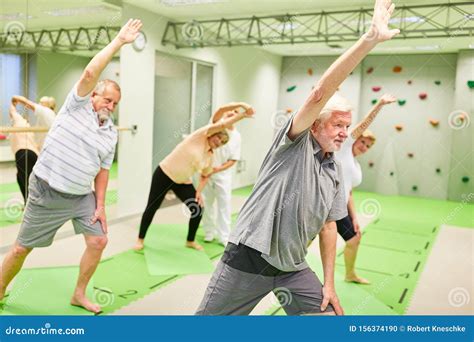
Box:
[379,93,397,105]
[366,0,400,43]
[117,19,143,44]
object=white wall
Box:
[118,4,282,217]
[448,50,474,201]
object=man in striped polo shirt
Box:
[0,19,143,314]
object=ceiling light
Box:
[415,45,440,51]
[45,5,119,17]
[160,0,228,6]
[0,13,34,20]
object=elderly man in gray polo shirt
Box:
[0,19,143,314]
[196,0,399,315]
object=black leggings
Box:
[139,166,203,241]
[15,149,38,204]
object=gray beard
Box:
[97,110,110,126]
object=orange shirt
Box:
[160,126,214,184]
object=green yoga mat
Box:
[232,185,254,197]
[0,182,20,195]
[143,224,214,276]
[267,253,395,316]
[335,216,439,314]
[0,266,95,315]
[353,191,473,229]
[93,250,178,314]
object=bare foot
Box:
[0,287,6,302]
[71,294,101,314]
[133,239,145,251]
[345,275,370,285]
[185,241,204,251]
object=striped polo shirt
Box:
[33,86,118,195]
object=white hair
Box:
[94,79,121,95]
[317,94,353,122]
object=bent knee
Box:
[12,244,31,258]
[346,234,361,246]
[87,236,108,250]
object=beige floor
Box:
[406,225,473,315]
[0,173,472,314]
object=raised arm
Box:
[9,103,20,122]
[351,94,396,139]
[207,107,255,136]
[288,0,399,140]
[12,95,37,111]
[212,102,252,122]
[77,19,142,97]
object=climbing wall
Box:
[277,53,473,201]
[358,54,458,200]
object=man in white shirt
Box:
[202,110,242,245]
[0,19,143,314]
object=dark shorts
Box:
[336,215,357,241]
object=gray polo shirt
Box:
[228,114,347,272]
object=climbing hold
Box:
[412,185,418,191]
[286,85,297,92]
[467,80,474,89]
[367,67,374,74]
[371,99,378,105]
[429,119,439,127]
[390,171,394,176]
[398,99,406,106]
[419,92,428,100]
[368,161,374,168]
[395,124,403,132]
[372,86,382,92]
[462,176,470,183]
[307,68,313,76]
[407,80,413,85]
[393,66,402,73]
[434,80,441,85]
[435,168,441,174]
[286,108,293,113]
[408,152,414,158]
[0,134,6,140]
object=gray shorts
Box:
[196,260,334,315]
[17,173,104,248]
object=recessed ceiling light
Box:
[45,5,119,17]
[415,45,440,51]
[0,13,34,20]
[389,16,424,24]
[160,0,228,6]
